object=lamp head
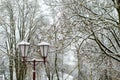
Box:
[18,41,30,57]
[38,42,50,58]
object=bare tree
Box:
[44,0,120,80]
[0,0,47,80]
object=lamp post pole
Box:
[33,60,36,80]
[18,41,50,80]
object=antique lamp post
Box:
[18,41,50,80]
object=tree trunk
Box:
[9,58,13,80]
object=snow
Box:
[53,72,74,80]
[61,73,73,80]
[64,50,76,65]
[38,42,50,46]
[18,41,30,46]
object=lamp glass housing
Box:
[38,42,50,58]
[18,41,30,57]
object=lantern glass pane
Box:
[19,45,25,57]
[40,45,44,57]
[43,45,49,57]
[25,45,29,56]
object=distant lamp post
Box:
[18,41,50,80]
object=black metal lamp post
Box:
[18,41,50,80]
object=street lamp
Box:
[38,42,50,63]
[18,41,50,80]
